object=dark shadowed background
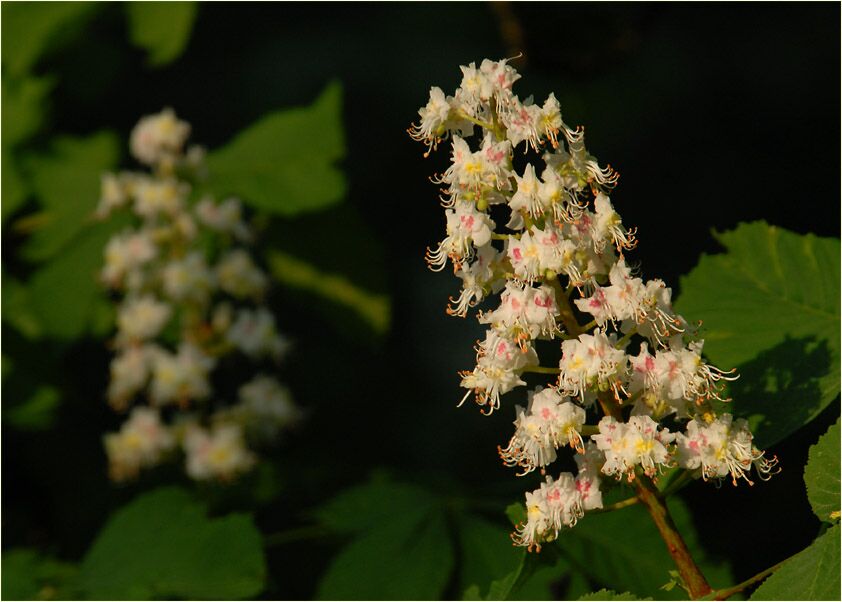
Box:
[3,2,840,599]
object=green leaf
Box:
[675,221,840,447]
[505,502,527,527]
[578,590,651,601]
[2,272,43,339]
[267,250,390,335]
[206,81,346,215]
[2,75,53,148]
[555,498,732,599]
[316,504,454,600]
[27,214,129,340]
[459,515,524,597]
[4,385,60,431]
[314,476,437,535]
[1,2,100,78]
[1,548,78,600]
[125,2,197,67]
[22,131,119,261]
[804,418,841,523]
[458,515,557,601]
[2,150,28,222]
[750,523,840,600]
[577,590,652,601]
[79,487,266,600]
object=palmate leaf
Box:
[316,477,562,601]
[316,505,454,601]
[79,487,266,600]
[749,524,840,601]
[804,418,841,524]
[675,221,840,447]
[314,477,453,600]
[206,82,346,216]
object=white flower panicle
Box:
[183,423,256,481]
[99,109,298,483]
[412,60,779,552]
[104,406,176,481]
[130,108,191,167]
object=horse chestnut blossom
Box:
[411,59,779,552]
[98,109,299,482]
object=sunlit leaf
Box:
[2,150,28,222]
[2,75,53,148]
[676,221,840,447]
[21,132,119,261]
[125,2,197,67]
[2,272,43,339]
[750,524,840,600]
[1,2,100,78]
[206,81,346,215]
[27,213,130,340]
[267,250,390,335]
[804,418,841,524]
[79,487,266,600]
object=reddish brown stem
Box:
[597,396,711,599]
[634,475,712,599]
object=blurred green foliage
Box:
[78,487,265,599]
[21,132,119,260]
[206,81,347,216]
[126,2,197,67]
[1,3,839,601]
[1,2,100,78]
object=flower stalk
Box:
[634,475,712,599]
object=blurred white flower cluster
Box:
[98,109,299,482]
[411,60,778,551]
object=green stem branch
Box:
[590,495,640,513]
[660,469,696,498]
[457,111,494,131]
[703,556,789,600]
